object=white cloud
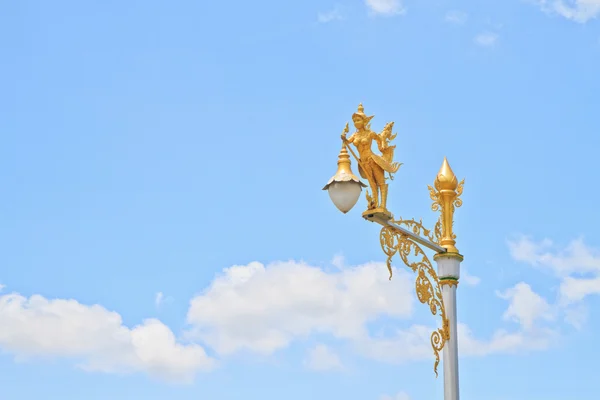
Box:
[445,10,468,24]
[365,0,405,16]
[497,283,554,331]
[155,292,173,309]
[559,276,600,305]
[462,268,481,286]
[457,322,556,356]
[186,260,558,367]
[355,324,436,363]
[360,281,558,361]
[508,236,600,328]
[508,236,553,268]
[358,316,556,363]
[474,32,498,47]
[509,236,600,277]
[3,245,576,382]
[0,284,5,292]
[318,6,344,23]
[331,253,345,269]
[380,392,411,400]
[563,303,588,330]
[0,293,215,383]
[509,236,600,304]
[534,0,600,23]
[155,292,164,307]
[304,344,343,371]
[186,260,415,355]
[457,282,558,357]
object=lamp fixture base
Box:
[362,208,393,223]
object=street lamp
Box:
[322,145,367,213]
[323,104,465,400]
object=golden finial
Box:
[428,157,464,254]
[357,103,364,113]
[322,145,364,187]
[434,157,458,191]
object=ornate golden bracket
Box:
[380,219,450,377]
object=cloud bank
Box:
[3,239,594,383]
[0,293,215,383]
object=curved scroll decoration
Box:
[428,179,464,241]
[391,217,442,245]
[380,224,450,377]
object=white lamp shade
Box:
[327,181,362,213]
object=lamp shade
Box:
[322,146,366,214]
[327,180,363,213]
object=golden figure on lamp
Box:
[341,104,402,218]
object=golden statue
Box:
[341,104,402,216]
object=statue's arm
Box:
[371,130,383,146]
[341,123,355,144]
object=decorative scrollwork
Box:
[433,216,442,243]
[430,178,465,214]
[428,178,465,214]
[380,225,449,377]
[390,217,438,244]
[454,179,465,209]
[428,184,442,213]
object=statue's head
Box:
[352,103,374,130]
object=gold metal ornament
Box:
[380,221,450,377]
[322,145,367,190]
[340,104,402,220]
[428,158,465,254]
[439,279,459,288]
[390,217,440,248]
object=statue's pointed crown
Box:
[353,103,374,122]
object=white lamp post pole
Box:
[435,253,462,400]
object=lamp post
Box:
[323,104,465,400]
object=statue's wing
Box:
[372,154,401,174]
[378,122,394,135]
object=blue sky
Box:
[1,0,600,399]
